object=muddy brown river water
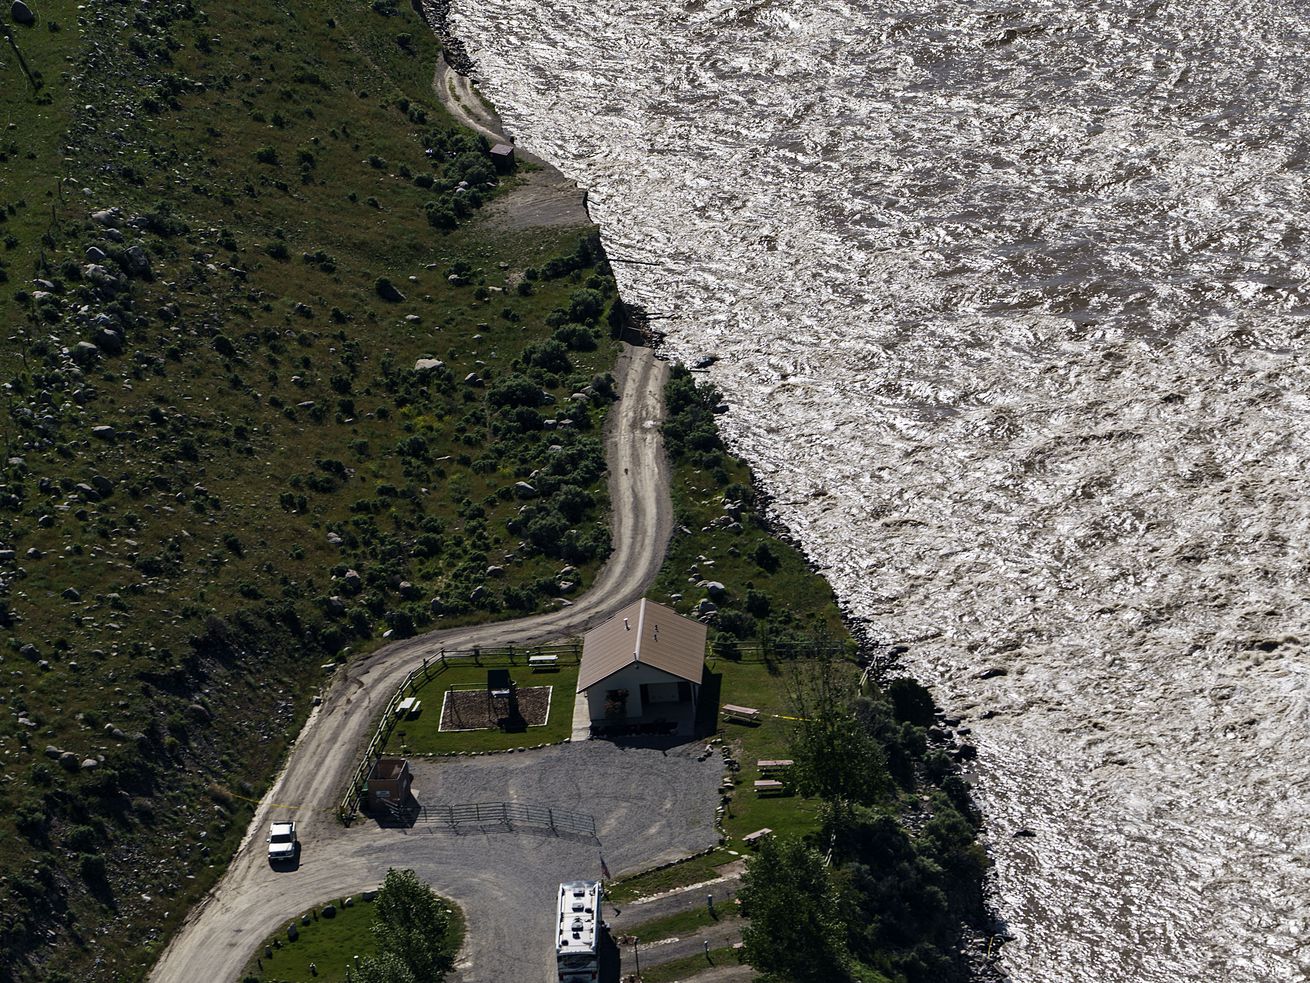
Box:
[441,1,1310,979]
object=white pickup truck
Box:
[267,821,298,863]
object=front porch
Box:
[587,699,699,740]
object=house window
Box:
[642,681,682,704]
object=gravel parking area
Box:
[390,742,722,983]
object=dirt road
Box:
[434,58,591,231]
[149,342,673,982]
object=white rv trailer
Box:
[555,880,602,982]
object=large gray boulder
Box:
[71,341,100,365]
[121,244,152,279]
[93,327,123,354]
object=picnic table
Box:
[528,654,559,671]
[753,779,785,795]
[757,759,794,773]
[742,827,773,847]
[396,697,420,717]
[721,704,760,724]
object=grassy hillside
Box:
[0,1,621,979]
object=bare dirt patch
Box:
[439,685,553,731]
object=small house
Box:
[490,143,515,173]
[366,756,412,813]
[578,598,707,730]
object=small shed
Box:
[578,598,706,726]
[366,756,412,813]
[489,143,515,173]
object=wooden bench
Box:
[396,697,420,717]
[721,704,760,724]
[742,827,773,848]
[757,759,794,774]
[528,654,559,671]
[754,779,785,796]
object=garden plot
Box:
[438,685,554,732]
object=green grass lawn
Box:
[709,657,858,842]
[625,904,741,945]
[606,849,738,905]
[639,945,743,983]
[384,660,579,754]
[243,898,378,983]
[241,893,464,983]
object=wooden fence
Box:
[706,637,852,662]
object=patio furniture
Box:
[721,704,760,724]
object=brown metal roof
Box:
[577,598,707,692]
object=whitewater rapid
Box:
[444,1,1310,979]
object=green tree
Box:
[567,288,605,324]
[345,949,416,983]
[371,868,454,982]
[740,837,851,983]
[751,540,779,572]
[887,677,936,727]
[786,657,890,806]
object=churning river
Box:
[443,0,1310,979]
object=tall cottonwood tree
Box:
[786,654,891,806]
[740,836,851,983]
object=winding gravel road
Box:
[149,341,675,983]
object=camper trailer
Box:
[555,880,602,982]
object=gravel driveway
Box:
[392,742,722,983]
